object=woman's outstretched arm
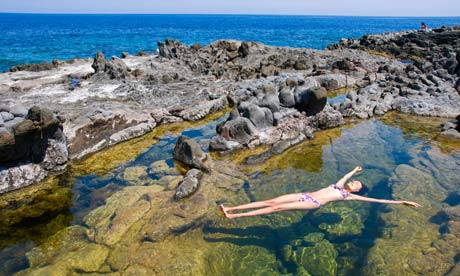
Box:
[347,194,421,207]
[335,166,362,188]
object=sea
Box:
[0,14,460,71]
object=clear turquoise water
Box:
[1,14,460,71]
[1,114,460,275]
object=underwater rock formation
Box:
[174,168,203,200]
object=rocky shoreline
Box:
[1,26,460,193]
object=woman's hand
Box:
[401,201,422,208]
[354,166,362,173]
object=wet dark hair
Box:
[345,180,368,195]
[355,184,369,195]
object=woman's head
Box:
[345,180,362,192]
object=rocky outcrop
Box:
[91,52,131,80]
[173,135,209,172]
[209,75,339,155]
[0,106,68,194]
[157,39,315,80]
[2,27,460,193]
[10,59,60,72]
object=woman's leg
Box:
[224,193,302,212]
[225,201,319,219]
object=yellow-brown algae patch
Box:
[327,86,355,99]
[381,112,460,154]
[0,175,71,235]
[69,108,229,178]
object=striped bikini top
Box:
[330,184,351,199]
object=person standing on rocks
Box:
[220,166,421,219]
[421,22,428,32]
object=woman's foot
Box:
[220,204,236,219]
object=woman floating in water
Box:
[220,166,421,219]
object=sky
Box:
[0,0,459,17]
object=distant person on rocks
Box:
[421,22,428,32]
[220,166,421,219]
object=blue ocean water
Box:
[0,14,459,71]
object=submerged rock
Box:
[292,233,338,276]
[174,169,203,200]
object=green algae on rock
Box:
[120,166,156,186]
[291,233,338,276]
[0,175,72,238]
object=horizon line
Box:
[1,12,460,18]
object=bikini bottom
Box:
[299,193,322,207]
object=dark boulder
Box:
[0,128,15,162]
[294,59,309,70]
[157,39,183,59]
[106,58,131,80]
[0,106,64,164]
[332,58,355,71]
[455,78,460,93]
[240,103,274,129]
[174,169,203,200]
[217,117,258,146]
[11,119,40,162]
[238,42,250,58]
[259,93,281,113]
[279,86,295,108]
[92,52,131,80]
[294,87,328,116]
[92,52,107,73]
[26,106,60,130]
[323,79,339,91]
[315,108,344,129]
[227,94,238,107]
[173,135,209,172]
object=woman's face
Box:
[346,180,362,192]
